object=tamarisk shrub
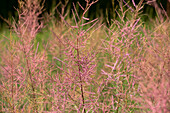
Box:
[0,0,169,112]
[0,0,49,112]
[133,13,170,113]
[48,0,104,112]
[98,0,145,112]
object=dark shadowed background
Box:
[0,0,169,30]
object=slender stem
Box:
[23,44,38,113]
[11,64,14,113]
[10,31,15,113]
[76,35,86,113]
[26,57,38,113]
